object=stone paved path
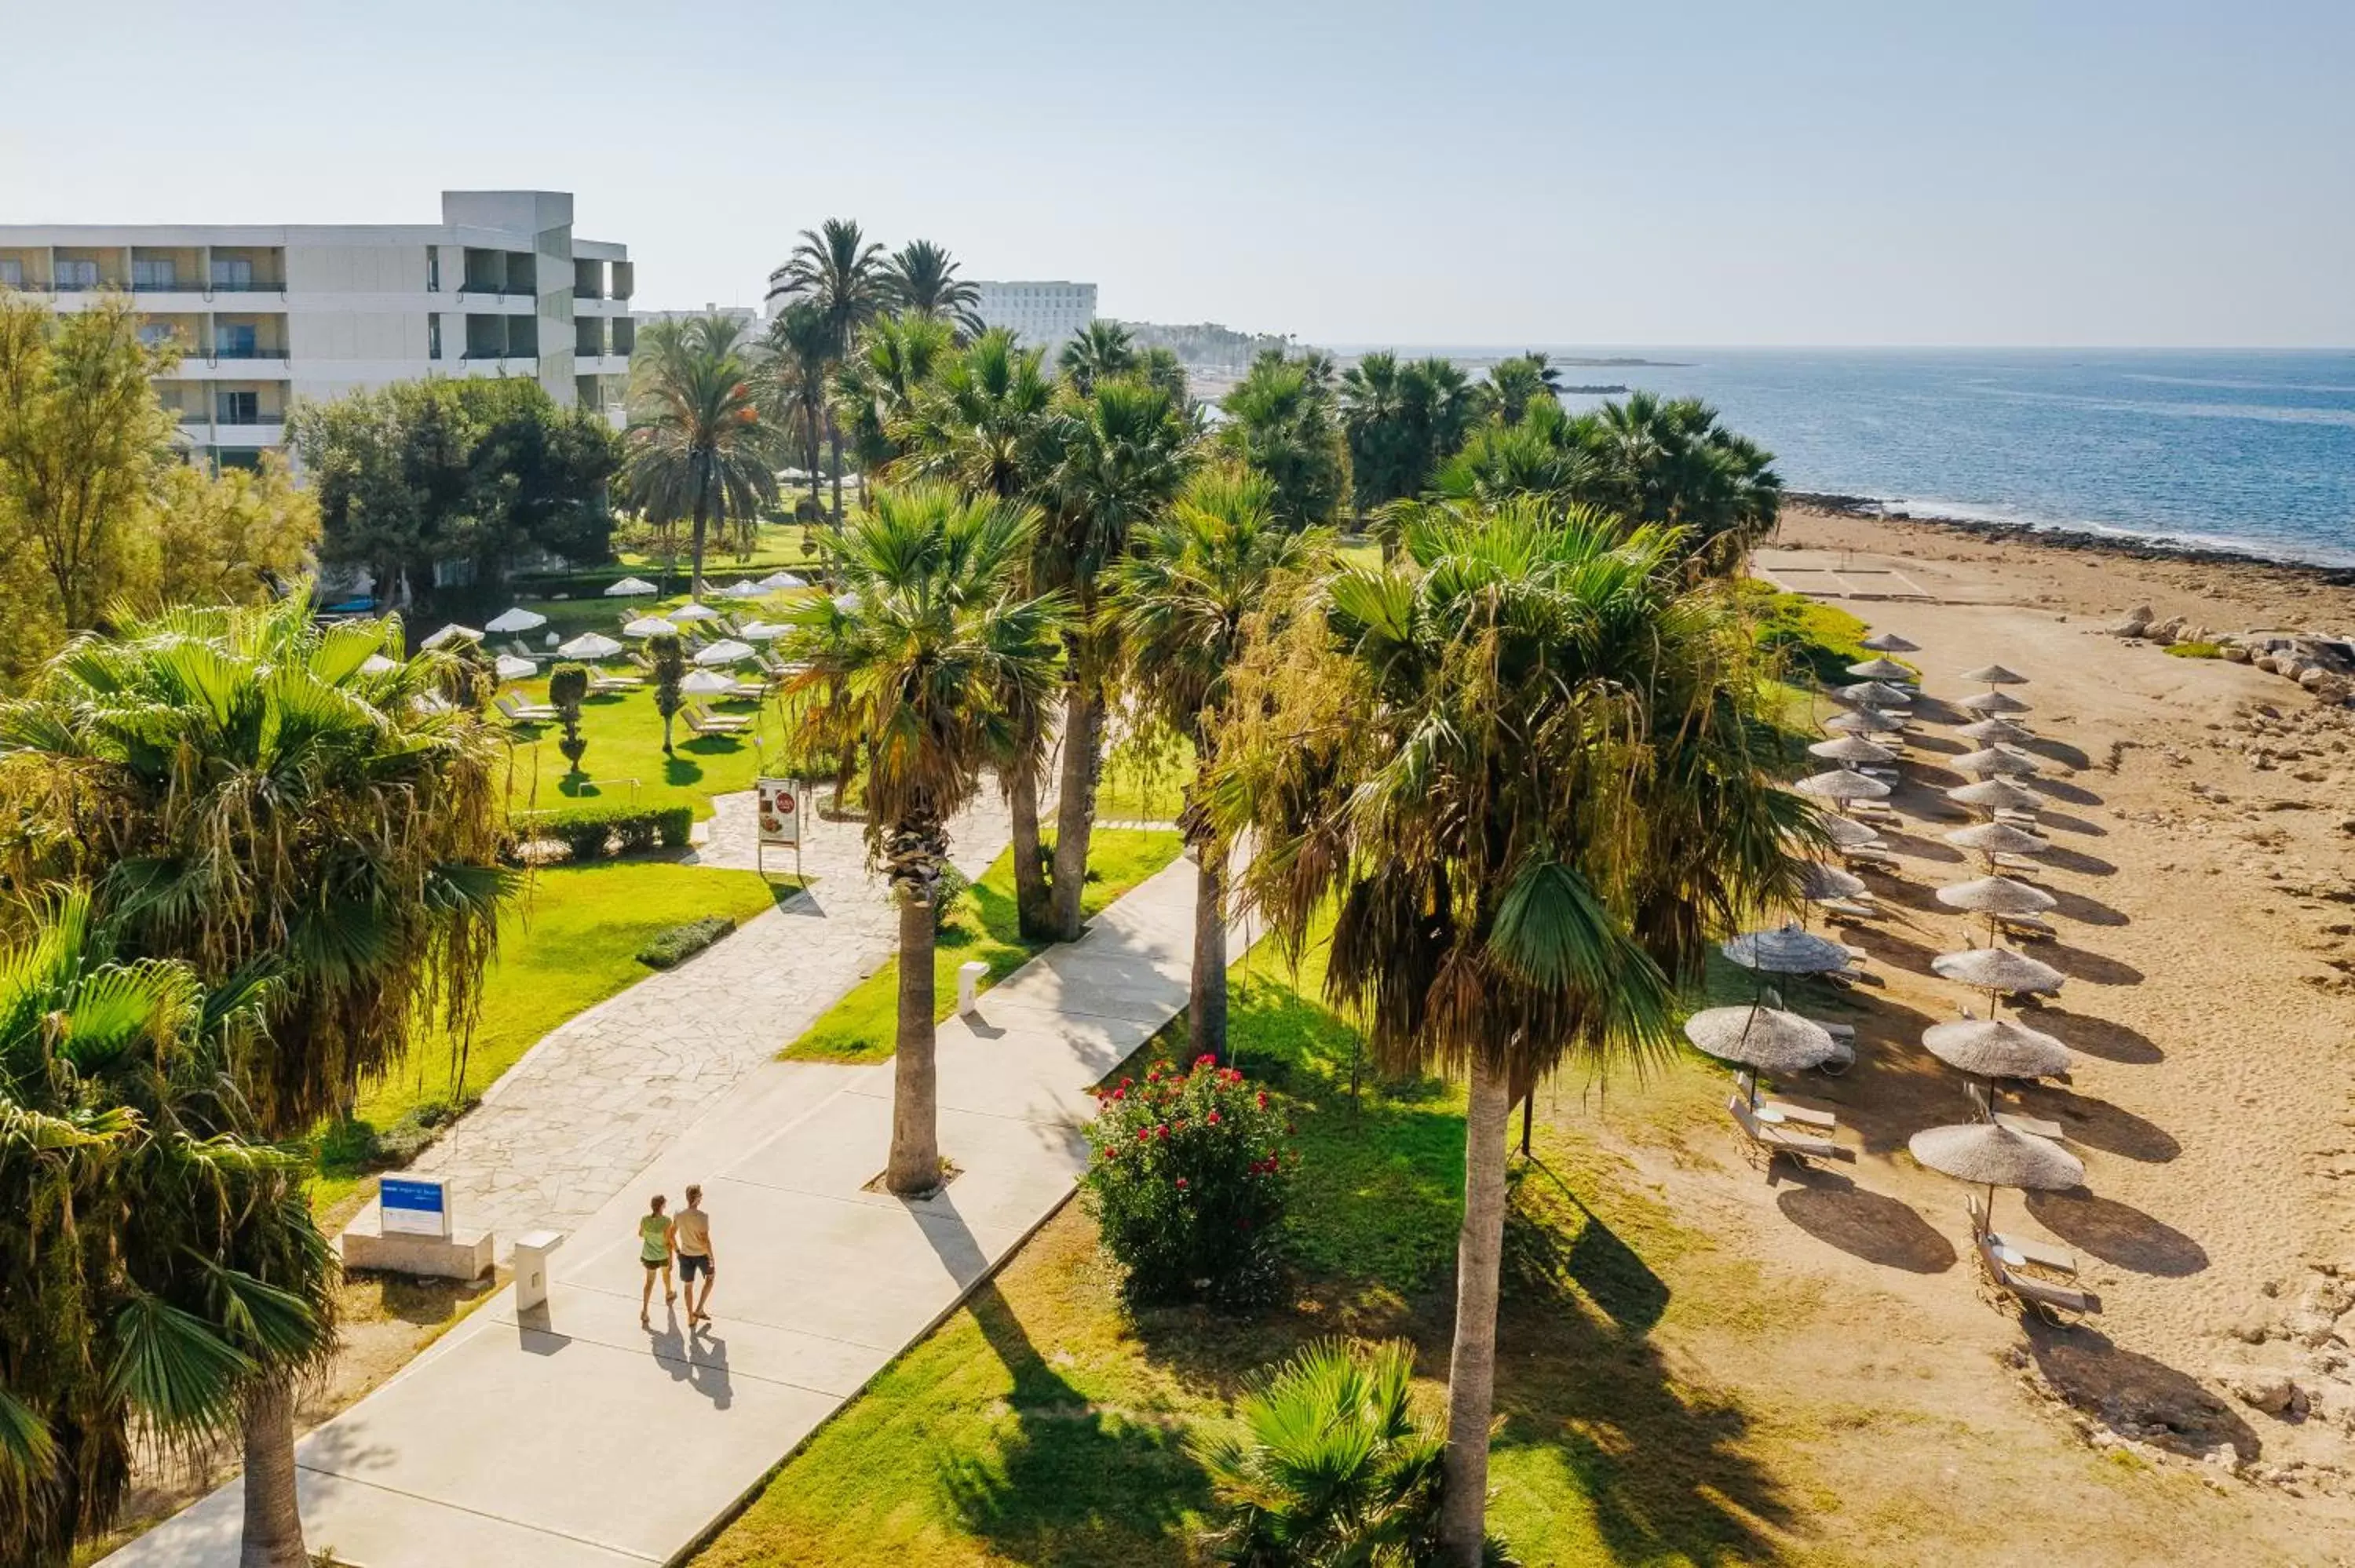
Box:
[351,789,1011,1250]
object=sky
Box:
[4,1,2350,348]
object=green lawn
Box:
[495,678,788,822]
[782,830,1185,1066]
[313,859,794,1212]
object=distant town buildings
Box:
[0,190,636,469]
[971,279,1097,356]
[638,303,760,334]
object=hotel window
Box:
[217,389,259,424]
[0,261,20,287]
[428,315,443,359]
[56,259,100,289]
[427,249,440,292]
[132,258,177,289]
[137,323,177,349]
[217,323,257,356]
[210,257,253,290]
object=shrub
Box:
[547,662,590,775]
[1079,1053,1294,1306]
[2166,640,2225,658]
[637,914,736,969]
[318,1095,480,1177]
[654,805,692,848]
[550,810,616,861]
[931,862,972,933]
[534,804,695,862]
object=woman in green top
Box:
[637,1193,676,1329]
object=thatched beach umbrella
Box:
[1800,862,1869,903]
[1960,663,2028,686]
[1835,680,1916,709]
[1954,746,2039,778]
[1947,778,2043,815]
[1959,689,2034,716]
[1723,924,1854,976]
[1820,815,1882,848]
[1946,822,2052,859]
[1795,768,1892,804]
[1825,708,1907,736]
[1908,1122,2085,1229]
[1933,946,2064,1013]
[1810,735,1899,767]
[1685,1006,1841,1083]
[1860,631,1920,653]
[1936,876,2057,918]
[1846,656,1916,681]
[1921,1017,2072,1081]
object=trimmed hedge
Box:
[528,804,694,863]
[636,914,738,970]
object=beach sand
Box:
[1587,505,2355,1559]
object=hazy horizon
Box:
[5,0,2350,348]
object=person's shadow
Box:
[647,1303,736,1409]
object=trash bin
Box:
[957,960,990,1016]
[513,1229,565,1313]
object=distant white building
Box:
[971,279,1097,356]
[0,190,636,469]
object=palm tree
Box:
[832,312,957,482]
[1056,319,1137,395]
[1478,352,1563,425]
[776,487,1064,1193]
[1218,352,1348,530]
[0,596,513,1568]
[0,895,338,1568]
[1110,469,1313,1060]
[774,219,890,522]
[758,300,837,524]
[1041,376,1196,939]
[884,239,984,337]
[626,315,778,596]
[1214,504,1807,1563]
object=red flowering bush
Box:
[1079,1054,1295,1306]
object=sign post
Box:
[755,776,805,884]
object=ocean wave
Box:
[1969,385,2355,428]
[2119,374,2355,395]
[1850,494,2355,569]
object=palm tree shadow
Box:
[937,1281,1212,1566]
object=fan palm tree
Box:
[776,487,1064,1193]
[1218,353,1348,530]
[0,895,337,1568]
[774,218,890,522]
[832,312,957,482]
[626,315,778,596]
[1214,503,1808,1563]
[1056,319,1137,394]
[884,239,984,337]
[0,594,513,1568]
[1477,352,1563,426]
[1110,469,1314,1060]
[1041,376,1196,939]
[757,300,837,524]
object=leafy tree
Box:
[832,312,956,481]
[1139,345,1192,407]
[1580,392,1783,569]
[1111,468,1313,1059]
[776,487,1063,1193]
[1215,505,1806,1562]
[624,314,777,596]
[1056,319,1138,395]
[1040,376,1196,939]
[757,301,837,523]
[773,219,891,521]
[548,662,590,775]
[0,595,513,1567]
[1218,350,1348,530]
[0,895,338,1568]
[147,454,319,611]
[883,239,984,337]
[1477,352,1563,426]
[648,632,688,754]
[1342,353,1478,515]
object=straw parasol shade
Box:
[1959,663,2028,686]
[1921,1018,2072,1081]
[486,606,547,634]
[1954,746,2039,778]
[693,638,756,666]
[1909,1122,2084,1195]
[603,575,658,596]
[1955,717,2034,746]
[680,669,736,695]
[1824,708,1906,735]
[1685,1006,1840,1075]
[756,571,806,590]
[1958,689,2033,715]
[493,653,537,681]
[1933,946,2064,1001]
[421,623,480,651]
[1723,924,1855,975]
[1946,821,2051,858]
[1795,768,1891,804]
[1946,778,2043,814]
[1799,862,1868,902]
[1846,656,1915,681]
[719,579,769,600]
[1809,735,1898,766]
[1834,680,1915,709]
[1936,877,2057,917]
[623,616,679,638]
[1860,631,1920,653]
[557,632,623,660]
[1820,815,1882,848]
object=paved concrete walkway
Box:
[104,851,1206,1568]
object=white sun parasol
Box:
[1936,876,2057,917]
[1809,735,1898,766]
[486,606,547,633]
[1954,747,2039,779]
[557,633,623,660]
[719,580,769,600]
[757,571,807,590]
[420,623,480,651]
[1684,1005,1840,1076]
[681,669,737,695]
[1945,822,2052,858]
[1824,709,1907,736]
[670,601,721,622]
[493,653,537,681]
[1959,690,2033,716]
[1920,1017,2072,1081]
[604,576,659,597]
[693,639,756,666]
[1860,631,1920,653]
[738,620,790,641]
[1946,778,2043,814]
[623,616,679,638]
[358,653,397,675]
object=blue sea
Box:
[1387,348,2355,568]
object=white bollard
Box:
[512,1229,565,1313]
[956,960,990,1016]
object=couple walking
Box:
[637,1185,717,1330]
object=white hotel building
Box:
[971,279,1097,357]
[0,190,635,470]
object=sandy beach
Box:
[1585,504,2355,1559]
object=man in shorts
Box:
[674,1183,717,1328]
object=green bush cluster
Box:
[528,804,694,863]
[636,914,737,970]
[1079,1053,1296,1307]
[317,1095,478,1177]
[2165,640,2225,658]
[930,862,972,933]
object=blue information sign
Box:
[380,1178,449,1237]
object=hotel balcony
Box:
[457,247,537,301]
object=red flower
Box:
[1174,1177,1188,1190]
[1110,1088,1125,1100]
[1120,1077,1134,1088]
[1256,1092,1269,1110]
[1157,1125,1170,1140]
[1206,1110,1221,1125]
[1137,1128,1152,1142]
[1196,1053,1218,1067]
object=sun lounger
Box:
[1995,913,2054,941]
[1977,1237,2098,1323]
[1732,1071,1840,1131]
[1993,1109,2067,1142]
[682,702,752,737]
[1842,847,1902,870]
[1728,1094,1851,1170]
[587,674,643,695]
[501,640,547,664]
[495,692,557,724]
[1966,1194,2077,1275]
[1821,898,1879,922]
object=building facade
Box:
[970,279,1097,357]
[0,190,635,469]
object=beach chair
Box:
[495,692,557,724]
[628,651,655,674]
[1975,1234,2098,1324]
[501,640,546,665]
[682,702,753,737]
[1995,912,2055,942]
[1727,1094,1850,1172]
[1842,847,1902,870]
[588,673,643,695]
[1967,1194,2079,1276]
[1732,1071,1839,1131]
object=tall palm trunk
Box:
[1438,1052,1512,1565]
[1188,834,1229,1062]
[1008,746,1052,939]
[688,483,710,600]
[239,1382,307,1568]
[1050,681,1099,940]
[827,410,845,524]
[885,881,941,1195]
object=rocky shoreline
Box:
[1787,491,2355,589]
